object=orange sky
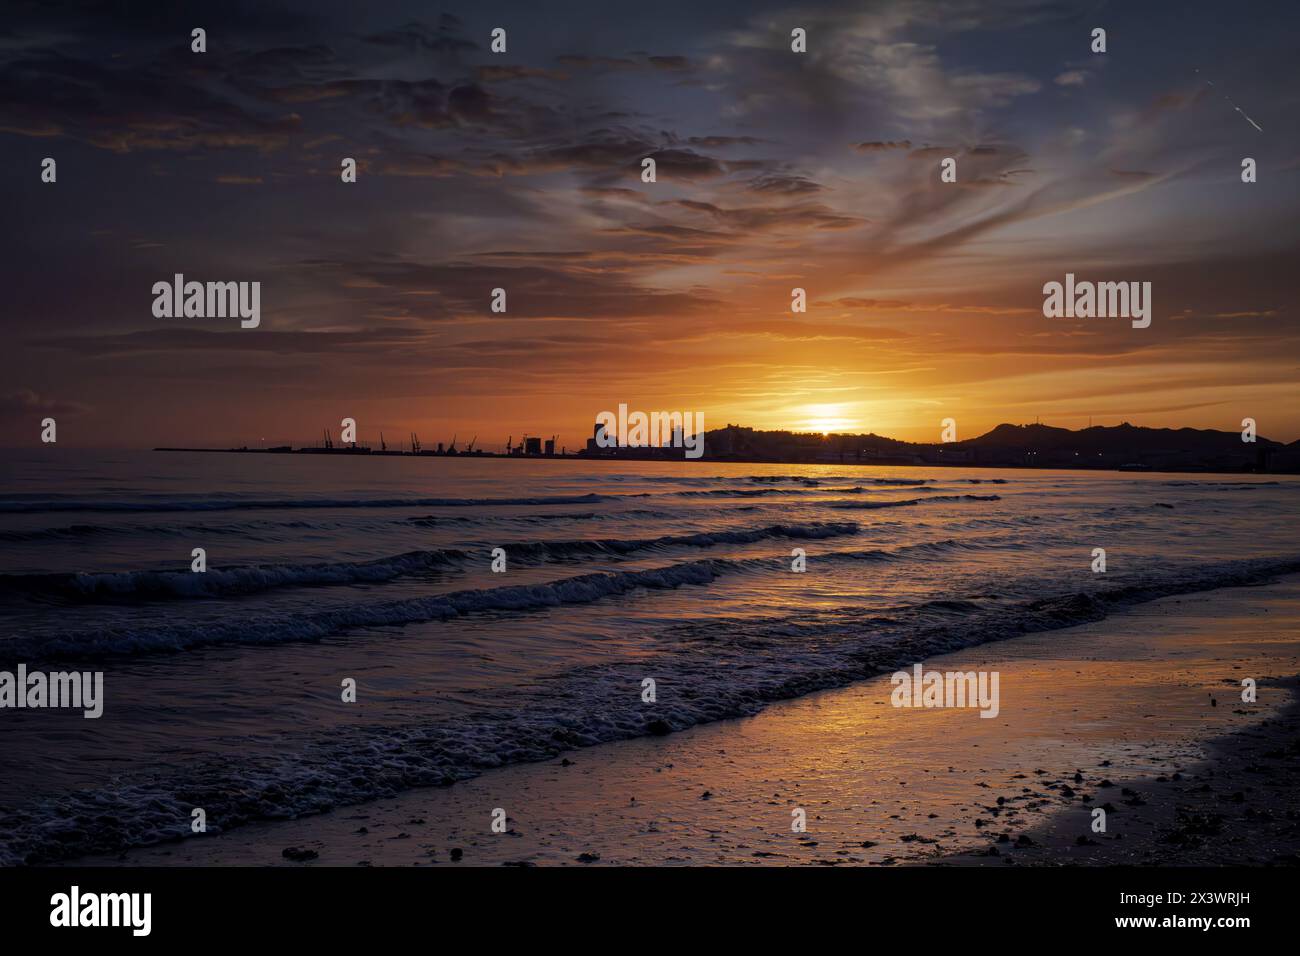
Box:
[2,1,1297,449]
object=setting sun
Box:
[794,405,860,435]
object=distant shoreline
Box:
[149,445,1288,478]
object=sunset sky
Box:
[2,0,1297,450]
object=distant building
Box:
[708,424,755,457]
[525,436,542,455]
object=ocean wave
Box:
[577,474,935,486]
[0,523,123,542]
[0,518,341,543]
[4,554,1296,865]
[0,550,465,601]
[743,475,932,487]
[1159,480,1282,488]
[0,493,616,514]
[7,560,739,661]
[828,493,1002,510]
[0,480,966,514]
[7,534,1011,660]
[0,485,909,513]
[0,521,862,602]
[667,484,942,498]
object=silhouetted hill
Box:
[693,421,1290,473]
[1274,438,1300,473]
[962,422,1282,465]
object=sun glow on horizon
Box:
[793,404,860,436]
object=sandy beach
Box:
[69,574,1300,868]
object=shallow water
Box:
[1,450,1297,863]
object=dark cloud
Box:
[853,140,913,152]
[686,136,766,148]
[0,388,88,422]
[475,64,567,83]
[745,175,825,195]
[555,54,639,70]
[647,55,691,70]
[646,148,727,180]
[233,44,337,79]
[677,321,913,343]
[580,186,652,203]
[313,258,723,320]
[669,198,866,232]
[362,19,477,54]
[0,50,303,153]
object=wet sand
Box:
[71,576,1300,867]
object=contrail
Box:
[1194,68,1263,131]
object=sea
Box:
[1,449,1297,864]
